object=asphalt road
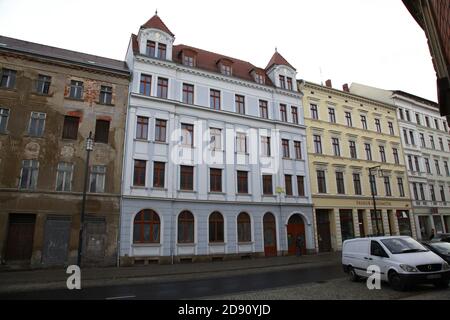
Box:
[0,263,344,300]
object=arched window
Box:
[237,212,251,242]
[209,211,224,243]
[178,211,194,243]
[133,209,160,243]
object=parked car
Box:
[430,233,450,243]
[422,242,450,263]
[342,236,450,291]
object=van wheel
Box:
[348,266,360,282]
[388,271,406,291]
[433,279,449,289]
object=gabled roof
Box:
[140,14,175,37]
[265,51,296,71]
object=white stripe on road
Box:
[105,295,136,300]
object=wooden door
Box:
[263,213,277,257]
[287,216,306,255]
[5,214,36,262]
[316,210,331,252]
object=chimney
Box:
[325,79,332,88]
[343,83,349,92]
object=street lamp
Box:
[77,131,94,267]
[369,165,383,236]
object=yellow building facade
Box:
[300,81,416,252]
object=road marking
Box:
[105,295,136,300]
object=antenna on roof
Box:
[155,9,158,15]
[275,46,278,52]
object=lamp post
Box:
[369,165,382,236]
[77,131,94,267]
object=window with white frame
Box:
[0,108,10,133]
[19,159,39,190]
[210,128,222,150]
[56,162,73,192]
[89,165,106,193]
[28,112,46,137]
[236,132,247,153]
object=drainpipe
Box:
[170,199,175,264]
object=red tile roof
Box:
[265,51,296,71]
[141,14,175,37]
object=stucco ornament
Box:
[60,146,75,158]
[24,142,40,158]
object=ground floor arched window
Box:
[209,211,224,243]
[237,212,251,242]
[178,210,194,243]
[133,209,160,243]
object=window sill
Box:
[235,152,249,155]
[32,91,52,97]
[154,140,168,145]
[236,193,250,196]
[209,191,225,195]
[209,242,225,246]
[65,96,84,102]
[262,194,276,197]
[96,102,115,107]
[23,135,44,139]
[178,189,196,193]
[131,186,148,190]
[134,138,149,143]
[0,87,17,92]
[177,243,196,247]
[132,243,161,247]
[151,187,167,191]
[282,157,291,160]
[237,241,254,245]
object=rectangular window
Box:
[36,75,51,94]
[294,141,302,159]
[279,75,286,89]
[419,183,425,200]
[297,176,305,196]
[153,162,165,188]
[405,110,411,122]
[262,175,273,195]
[399,109,404,120]
[62,115,79,140]
[155,119,167,142]
[89,165,106,193]
[236,133,247,153]
[56,162,73,192]
[210,168,222,192]
[285,175,293,196]
[139,74,152,96]
[182,83,194,104]
[0,108,10,133]
[136,116,149,140]
[439,137,444,150]
[328,108,336,123]
[349,140,357,159]
[94,119,110,143]
[28,112,46,137]
[19,160,39,190]
[69,80,83,99]
[430,185,436,202]
[220,64,232,76]
[412,182,419,200]
[99,85,112,105]
[444,161,449,176]
[361,115,367,130]
[408,155,414,171]
[181,123,194,146]
[336,171,345,194]
[317,170,327,193]
[353,173,362,195]
[180,166,194,190]
[157,43,167,59]
[393,148,399,164]
[287,77,293,90]
[237,171,248,194]
[409,131,415,145]
[435,160,441,175]
[434,119,439,130]
[157,77,168,99]
[371,210,384,235]
[133,160,146,186]
[345,112,352,127]
[415,113,421,125]
[280,104,287,122]
[419,133,425,147]
[183,55,195,67]
[425,116,430,127]
[403,129,409,144]
[146,40,156,57]
[397,177,405,197]
[388,121,394,135]
[310,104,318,120]
[384,176,392,196]
[259,100,268,119]
[379,146,386,163]
[0,68,16,88]
[375,119,381,133]
[255,73,264,84]
[369,174,377,196]
[332,138,340,156]
[210,128,222,150]
[282,139,290,158]
[210,89,221,110]
[425,158,431,173]
[261,136,271,156]
[414,156,420,172]
[444,121,448,132]
[365,143,372,161]
[291,106,298,124]
[235,95,245,114]
[313,135,322,154]
[440,186,446,202]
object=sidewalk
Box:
[0,252,340,293]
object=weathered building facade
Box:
[120,15,314,265]
[302,80,415,252]
[0,36,129,268]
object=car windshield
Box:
[430,242,450,255]
[381,237,428,254]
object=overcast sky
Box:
[0,0,437,102]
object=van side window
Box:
[371,241,388,257]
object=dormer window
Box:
[217,58,233,76]
[279,75,286,89]
[146,41,156,57]
[221,64,232,76]
[183,55,195,67]
[255,73,265,85]
[287,77,293,90]
[157,43,167,59]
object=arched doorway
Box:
[287,214,306,255]
[263,212,277,257]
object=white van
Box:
[342,236,450,290]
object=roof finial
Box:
[155,9,158,15]
[275,46,277,52]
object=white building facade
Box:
[120,15,314,265]
[351,83,450,241]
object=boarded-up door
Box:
[42,216,71,266]
[83,216,106,264]
[5,214,36,262]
